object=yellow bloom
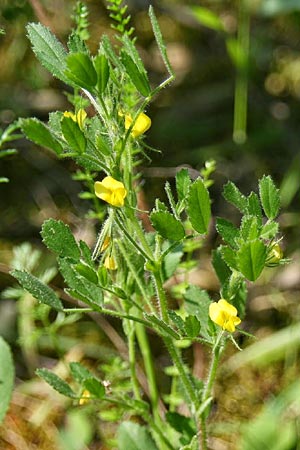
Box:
[266,243,283,266]
[63,108,87,130]
[104,255,117,270]
[125,112,151,138]
[94,176,127,207]
[209,299,241,333]
[101,236,111,252]
[79,389,91,405]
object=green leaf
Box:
[187,178,211,234]
[65,52,97,90]
[0,337,14,423]
[26,23,68,82]
[36,368,76,398]
[183,286,211,340]
[223,181,248,214]
[61,116,86,153]
[70,362,93,383]
[237,240,267,281]
[247,192,263,224]
[259,175,280,220]
[176,168,191,202]
[95,133,111,156]
[93,54,110,94]
[163,247,183,279]
[168,310,186,333]
[144,314,180,339]
[212,248,232,285]
[11,269,63,311]
[216,217,239,247]
[150,211,185,241]
[166,411,196,441]
[239,216,260,241]
[149,6,174,76]
[190,6,224,31]
[117,421,158,450]
[41,219,81,261]
[121,51,151,97]
[21,118,63,155]
[219,245,239,271]
[185,315,201,338]
[83,378,105,398]
[260,222,279,239]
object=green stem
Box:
[115,213,151,261]
[233,0,250,144]
[128,323,142,401]
[135,321,160,423]
[152,268,169,323]
[122,209,154,260]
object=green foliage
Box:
[150,211,185,241]
[71,1,90,41]
[190,6,224,31]
[41,219,81,261]
[120,51,151,97]
[259,175,280,220]
[20,118,63,155]
[61,116,87,153]
[93,54,110,94]
[0,122,20,183]
[187,178,211,234]
[65,52,97,90]
[117,421,158,450]
[0,337,14,423]
[36,368,76,398]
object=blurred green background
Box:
[1,1,300,449]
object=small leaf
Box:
[36,368,76,398]
[176,168,191,202]
[190,6,224,31]
[121,51,151,97]
[26,23,68,82]
[0,337,14,423]
[41,219,81,261]
[150,211,185,241]
[216,217,239,247]
[240,216,260,241]
[93,54,110,93]
[247,192,262,224]
[65,52,97,90]
[219,245,239,271]
[61,116,86,153]
[212,248,232,285]
[168,310,186,333]
[163,247,183,279]
[166,411,196,440]
[237,240,267,281]
[185,315,201,338]
[149,6,174,76]
[187,178,211,234]
[223,181,248,213]
[259,175,280,220]
[117,421,158,450]
[70,362,93,383]
[83,378,105,399]
[144,314,180,339]
[260,222,279,239]
[11,270,63,311]
[183,286,211,340]
[21,118,63,155]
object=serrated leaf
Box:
[61,116,86,153]
[216,217,239,247]
[0,337,14,423]
[163,247,183,279]
[183,285,211,340]
[247,192,262,224]
[117,421,158,450]
[212,248,232,285]
[176,168,191,202]
[168,310,186,333]
[21,118,63,155]
[26,23,68,82]
[260,222,279,239]
[11,269,63,311]
[185,315,201,338]
[69,362,93,383]
[150,211,185,241]
[237,240,267,281]
[240,216,260,241]
[65,52,97,90]
[36,368,76,398]
[83,378,105,398]
[190,6,224,31]
[166,411,196,441]
[41,219,81,261]
[187,178,211,234]
[93,54,110,94]
[219,245,239,271]
[223,181,248,213]
[144,314,180,339]
[259,175,280,220]
[149,6,174,76]
[121,51,151,97]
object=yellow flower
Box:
[104,255,117,270]
[94,176,127,207]
[209,299,241,333]
[125,112,151,138]
[63,108,87,130]
[266,243,283,266]
[101,236,111,252]
[79,389,91,405]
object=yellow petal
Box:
[104,255,117,270]
[63,111,76,121]
[125,112,151,138]
[94,177,127,207]
[218,299,238,317]
[209,299,241,332]
[76,109,87,130]
[209,302,225,328]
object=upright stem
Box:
[152,268,169,323]
[233,0,250,144]
[128,323,142,401]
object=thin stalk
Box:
[64,306,152,327]
[233,0,250,144]
[121,208,154,260]
[115,213,152,261]
[128,323,142,401]
[145,413,176,450]
[135,321,160,423]
[152,268,169,323]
